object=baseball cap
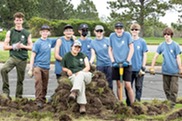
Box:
[78,24,88,30]
[95,25,104,31]
[72,40,82,47]
[64,24,73,30]
[115,22,124,28]
[40,25,50,31]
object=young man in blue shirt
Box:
[54,25,76,81]
[90,25,112,89]
[109,22,134,104]
[78,24,92,60]
[126,23,148,105]
[28,25,56,107]
[150,27,182,108]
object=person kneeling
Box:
[61,40,92,114]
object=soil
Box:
[0,70,181,121]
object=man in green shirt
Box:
[0,12,32,99]
[61,40,92,114]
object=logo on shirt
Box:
[137,46,140,50]
[87,45,90,48]
[121,40,124,45]
[80,58,84,65]
[49,44,51,48]
[170,49,173,53]
[103,44,107,48]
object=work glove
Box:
[138,66,146,77]
[122,61,129,67]
[112,62,118,68]
[28,69,33,78]
[149,68,155,75]
[12,43,20,50]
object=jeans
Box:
[96,66,113,89]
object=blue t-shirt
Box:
[90,37,112,66]
[55,36,74,74]
[157,41,181,74]
[131,38,148,71]
[33,38,56,69]
[78,38,92,60]
[109,32,133,63]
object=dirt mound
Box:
[166,109,182,121]
[0,71,178,120]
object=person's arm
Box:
[126,43,134,62]
[90,48,96,64]
[29,52,36,70]
[142,52,147,67]
[62,67,73,76]
[108,46,115,63]
[151,53,159,68]
[3,31,13,50]
[176,54,182,73]
[19,34,33,50]
[54,38,63,61]
[82,57,90,72]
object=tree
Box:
[0,0,38,29]
[72,0,99,21]
[107,0,171,37]
[37,0,74,20]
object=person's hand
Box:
[28,69,33,78]
[122,61,129,67]
[112,62,118,67]
[71,35,77,40]
[67,70,73,76]
[12,42,21,50]
[138,66,146,77]
[149,67,155,75]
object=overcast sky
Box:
[71,0,179,26]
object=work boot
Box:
[68,90,78,102]
[79,104,86,114]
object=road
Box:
[0,63,182,101]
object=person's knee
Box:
[0,67,7,74]
[125,83,132,91]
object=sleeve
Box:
[51,38,57,48]
[61,56,66,67]
[90,40,94,49]
[142,39,148,53]
[32,41,39,53]
[156,44,162,54]
[175,43,181,55]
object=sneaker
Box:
[79,104,86,114]
[37,101,43,108]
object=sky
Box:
[71,0,179,26]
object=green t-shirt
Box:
[61,52,86,73]
[10,28,30,60]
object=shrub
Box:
[0,30,6,42]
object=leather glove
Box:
[149,68,155,75]
[138,66,146,77]
[28,69,33,78]
[112,62,118,68]
[12,43,20,50]
[123,61,129,67]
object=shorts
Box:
[112,65,132,82]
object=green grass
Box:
[0,51,162,65]
[144,37,182,45]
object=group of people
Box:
[0,12,181,114]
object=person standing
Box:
[126,23,148,105]
[28,25,56,107]
[90,25,112,89]
[61,40,92,114]
[78,24,92,60]
[0,12,32,99]
[150,27,182,108]
[108,22,134,104]
[54,25,75,81]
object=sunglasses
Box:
[164,33,171,36]
[96,30,103,33]
[131,29,139,31]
